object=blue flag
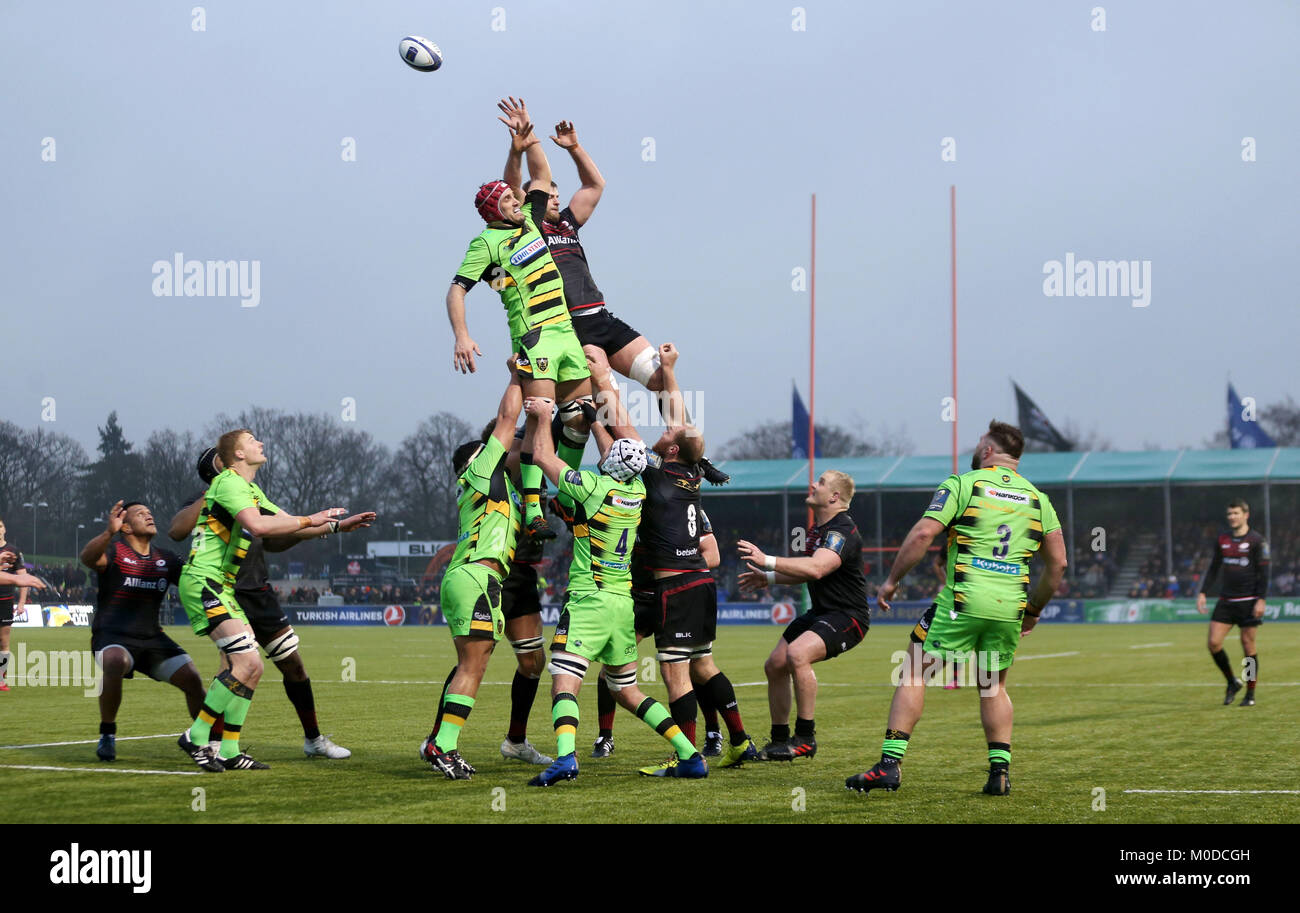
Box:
[1228,384,1276,449]
[792,384,820,458]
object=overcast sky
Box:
[2,0,1296,460]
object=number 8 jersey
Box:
[556,468,645,597]
[923,465,1061,622]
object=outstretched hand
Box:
[550,120,579,148]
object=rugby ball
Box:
[399,36,442,71]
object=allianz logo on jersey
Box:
[611,496,642,509]
[123,576,169,591]
[508,238,546,265]
[970,557,1022,575]
[981,486,1029,504]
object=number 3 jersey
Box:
[556,468,645,597]
[631,461,711,591]
[923,466,1061,622]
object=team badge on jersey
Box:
[565,470,583,485]
[823,531,846,555]
[927,488,950,512]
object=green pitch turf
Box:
[2,622,1296,823]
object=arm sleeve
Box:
[557,468,599,505]
[1254,538,1270,598]
[1039,492,1062,535]
[523,189,550,233]
[453,236,492,290]
[560,206,579,232]
[922,475,962,527]
[211,474,260,518]
[1199,539,1222,595]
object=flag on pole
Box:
[792,383,820,458]
[1012,381,1073,451]
[1228,383,1276,449]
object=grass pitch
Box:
[2,622,1297,823]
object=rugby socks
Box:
[210,715,225,743]
[1211,648,1235,683]
[428,665,457,741]
[519,453,544,526]
[988,741,1011,770]
[434,694,474,752]
[669,693,698,746]
[552,692,580,758]
[507,670,541,743]
[697,680,720,735]
[0,650,10,685]
[636,697,697,760]
[189,670,246,745]
[1245,654,1258,692]
[596,675,616,737]
[771,723,790,744]
[795,717,815,740]
[216,675,255,760]
[701,672,748,745]
[99,721,116,735]
[283,677,320,740]
[881,728,911,764]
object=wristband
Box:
[297,516,311,530]
[765,570,776,586]
[328,520,341,535]
[764,556,777,571]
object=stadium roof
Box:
[705,448,1300,493]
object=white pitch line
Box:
[1124,789,1300,795]
[1128,642,1174,649]
[0,732,182,750]
[1013,651,1080,661]
[0,764,200,776]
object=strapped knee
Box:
[629,346,661,387]
[547,652,590,680]
[656,646,693,664]
[557,398,594,445]
[215,631,257,658]
[604,667,638,692]
[511,635,545,656]
[263,628,300,663]
[689,644,713,661]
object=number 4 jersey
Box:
[923,466,1061,622]
[557,468,645,597]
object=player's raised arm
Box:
[0,569,44,589]
[655,342,688,427]
[550,120,605,226]
[498,97,532,198]
[169,494,205,541]
[522,396,564,484]
[489,357,526,452]
[80,501,125,572]
[521,102,554,191]
[264,511,377,551]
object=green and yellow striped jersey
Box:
[448,436,522,574]
[557,468,645,596]
[454,189,572,342]
[923,465,1061,622]
[184,469,281,589]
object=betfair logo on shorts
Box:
[50,844,151,893]
[970,557,1021,575]
[11,644,103,696]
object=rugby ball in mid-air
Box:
[399,36,442,71]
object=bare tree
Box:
[717,420,911,460]
[391,412,476,538]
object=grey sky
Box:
[2,0,1296,459]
